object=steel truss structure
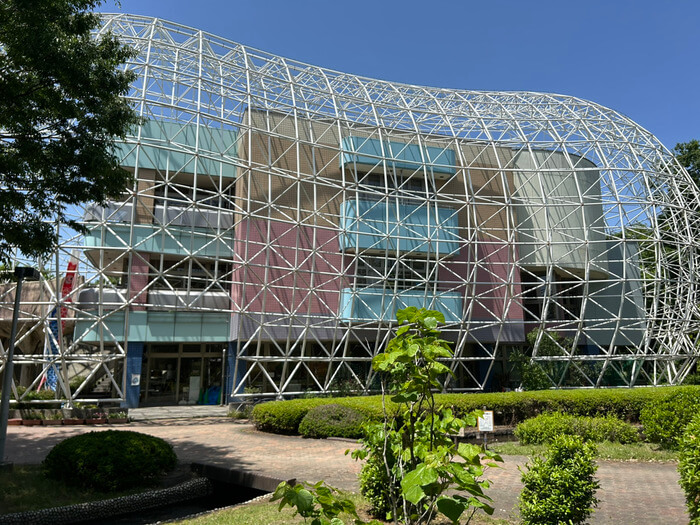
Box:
[2,13,700,405]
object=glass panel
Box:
[146,357,178,404]
[178,357,202,404]
[205,343,225,354]
[183,344,201,353]
[149,344,179,354]
[201,357,223,404]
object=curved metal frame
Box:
[2,13,699,404]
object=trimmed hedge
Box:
[438,387,687,425]
[42,430,177,491]
[678,413,700,524]
[299,404,366,439]
[252,396,386,435]
[252,386,699,436]
[514,412,639,445]
[640,389,700,449]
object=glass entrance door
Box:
[146,356,178,404]
[178,357,202,404]
[142,343,224,405]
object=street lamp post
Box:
[0,266,41,469]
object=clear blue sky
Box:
[103,0,699,151]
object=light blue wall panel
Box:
[339,288,462,323]
[339,199,460,255]
[582,241,645,347]
[74,311,231,343]
[84,224,235,257]
[115,121,237,177]
[340,136,456,175]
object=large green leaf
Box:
[291,488,315,514]
[436,496,467,524]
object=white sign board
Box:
[477,410,494,432]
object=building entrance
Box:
[142,343,225,405]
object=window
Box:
[520,270,582,322]
[154,184,234,210]
[356,173,435,204]
[355,256,431,289]
[149,257,231,290]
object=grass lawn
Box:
[491,440,678,462]
[169,495,514,525]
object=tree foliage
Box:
[0,0,140,263]
[674,139,700,189]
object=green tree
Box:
[355,307,501,524]
[0,0,139,263]
[674,139,700,188]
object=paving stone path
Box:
[5,419,687,524]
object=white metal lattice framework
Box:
[2,13,700,404]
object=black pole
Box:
[0,267,40,469]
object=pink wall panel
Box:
[231,220,347,315]
[231,220,523,325]
[129,252,149,311]
[438,240,523,323]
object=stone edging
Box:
[0,477,213,525]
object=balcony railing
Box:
[84,202,234,229]
[77,287,230,311]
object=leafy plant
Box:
[508,349,551,391]
[678,413,700,524]
[21,410,44,420]
[519,434,599,525]
[69,375,87,392]
[640,389,700,449]
[515,412,639,445]
[358,435,399,519]
[353,307,502,524]
[252,386,695,437]
[42,430,177,491]
[299,404,365,439]
[271,480,379,525]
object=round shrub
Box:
[252,396,385,435]
[252,398,327,434]
[678,413,700,524]
[640,389,700,449]
[42,430,177,491]
[515,412,639,445]
[519,434,600,525]
[298,403,365,439]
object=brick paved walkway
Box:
[4,419,687,524]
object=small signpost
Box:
[477,409,494,449]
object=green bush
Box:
[252,396,385,435]
[678,414,700,524]
[515,412,639,445]
[298,404,365,439]
[519,434,600,525]
[640,389,700,449]
[441,386,693,425]
[358,429,399,519]
[42,430,177,491]
[251,386,700,437]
